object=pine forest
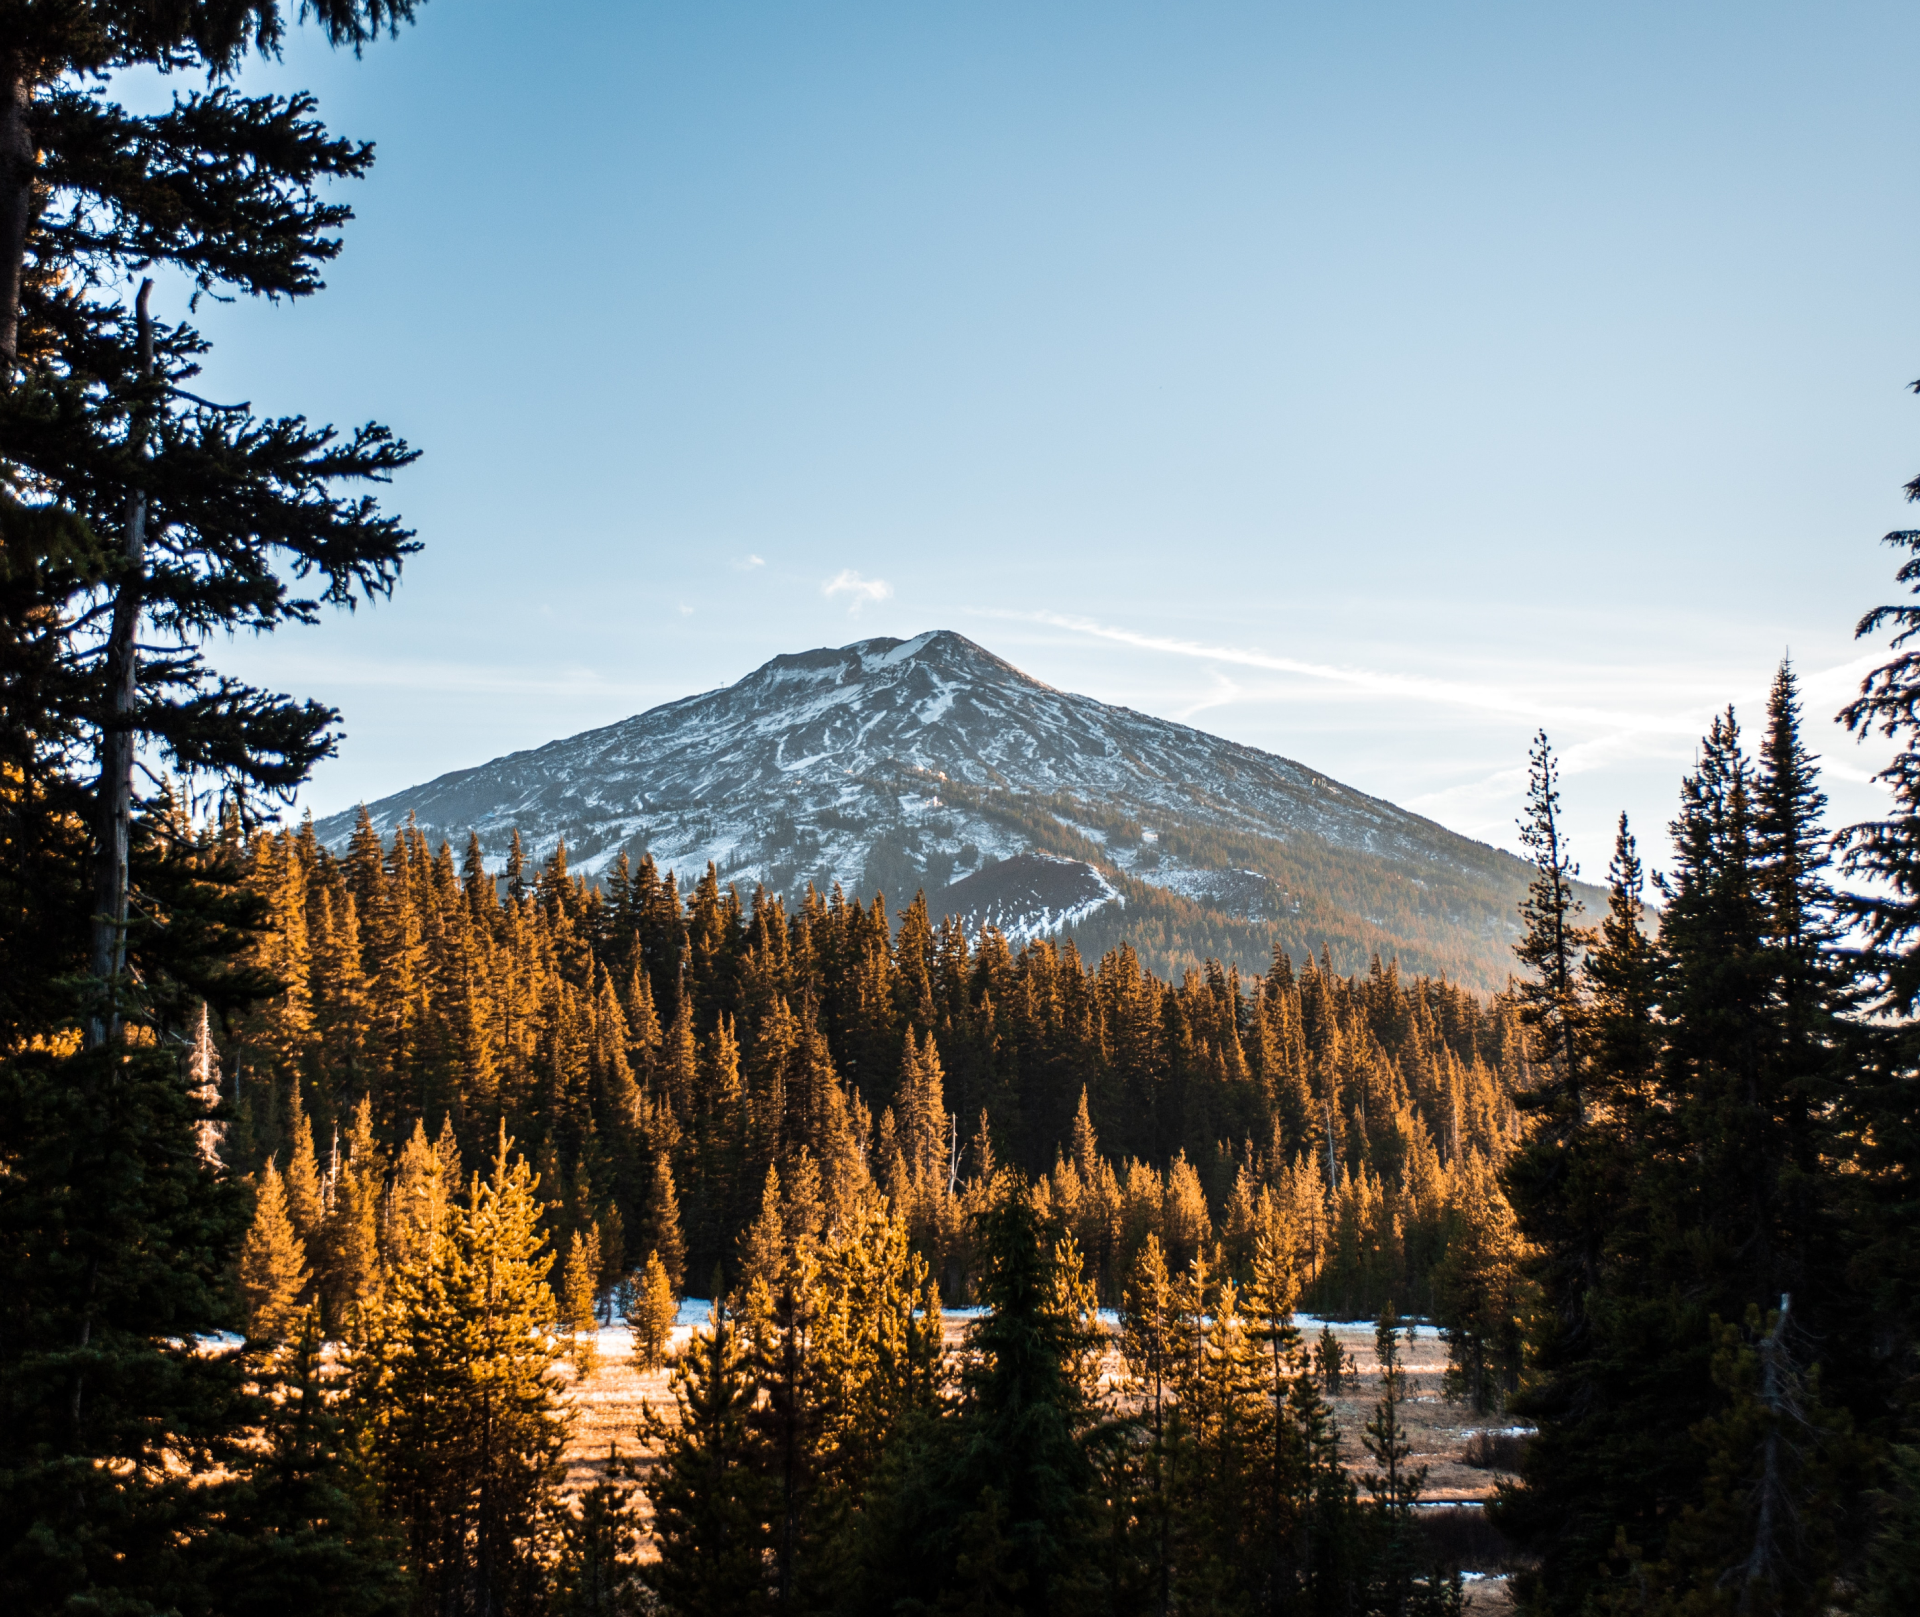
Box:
[7,6,1920,1617]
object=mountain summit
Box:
[315,630,1564,989]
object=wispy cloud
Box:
[990,609,1887,744]
[975,608,1901,830]
[998,610,1698,731]
[733,554,766,572]
[824,569,893,615]
[1173,670,1244,723]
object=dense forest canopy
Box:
[221,811,1531,1325]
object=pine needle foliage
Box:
[218,822,1533,1329]
[357,1128,569,1617]
[627,1249,677,1373]
[548,1478,645,1617]
[639,1304,771,1613]
[240,1155,310,1340]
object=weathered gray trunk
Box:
[87,279,155,1048]
[1738,1294,1800,1611]
[0,51,33,372]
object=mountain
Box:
[313,630,1582,991]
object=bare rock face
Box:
[315,630,1562,987]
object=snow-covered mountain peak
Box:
[737,630,1050,696]
[312,631,1559,989]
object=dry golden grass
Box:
[555,1313,1523,1595]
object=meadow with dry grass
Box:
[556,1312,1526,1607]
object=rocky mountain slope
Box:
[314,631,1580,990]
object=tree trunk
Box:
[0,50,32,373]
[87,279,154,1049]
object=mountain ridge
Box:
[314,630,1582,991]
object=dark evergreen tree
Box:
[1505,684,1874,1614]
[1359,1305,1459,1617]
[1839,490,1920,1601]
[1821,453,1920,1605]
[2,10,421,1049]
[1,9,419,1608]
[549,1478,645,1617]
[922,1181,1099,1614]
[1839,517,1920,1016]
[1496,741,1653,1615]
[1511,731,1594,1118]
[0,814,396,1614]
[640,1306,772,1612]
[1861,1440,1920,1617]
[209,1317,407,1617]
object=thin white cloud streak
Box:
[824,569,893,614]
[1173,671,1244,723]
[989,609,1885,744]
[733,554,767,571]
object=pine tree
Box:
[808,1187,945,1503]
[639,1305,771,1612]
[1503,698,1869,1614]
[1121,1232,1179,1611]
[744,1260,833,1611]
[360,1127,569,1617]
[1656,1298,1862,1617]
[240,1157,312,1341]
[933,1181,1099,1612]
[1749,662,1857,1385]
[1434,1151,1522,1414]
[1315,1323,1352,1397]
[1840,519,1920,1013]
[1360,1304,1446,1616]
[1601,709,1811,1595]
[563,1225,601,1377]
[627,1249,678,1372]
[0,1034,259,1612]
[549,1478,645,1617]
[1585,815,1661,1150]
[1162,1151,1212,1274]
[1243,1221,1341,1614]
[189,1000,229,1166]
[897,1026,950,1187]
[1511,729,1597,1115]
[210,1315,407,1617]
[1,3,422,1050]
[1861,1441,1920,1617]
[644,1152,688,1293]
[322,1096,385,1335]
[1496,739,1642,1615]
[384,1116,454,1279]
[1836,474,1920,1601]
[0,1005,410,1615]
[283,1079,328,1243]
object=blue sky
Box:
[170,0,1920,877]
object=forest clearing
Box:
[557,1312,1525,1604]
